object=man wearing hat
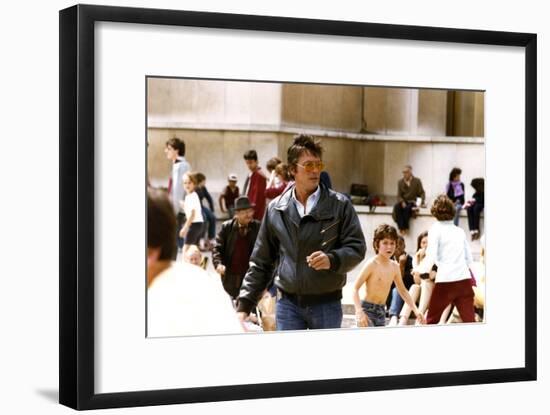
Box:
[219,173,240,219]
[212,196,261,299]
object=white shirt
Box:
[148,262,243,337]
[183,191,204,223]
[293,186,321,217]
[414,220,473,283]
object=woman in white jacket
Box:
[413,195,476,324]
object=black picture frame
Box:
[59,4,537,410]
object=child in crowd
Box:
[195,173,216,250]
[184,244,202,267]
[219,173,240,219]
[184,244,209,270]
[387,236,416,326]
[446,167,465,226]
[353,224,425,327]
[399,231,438,325]
[179,172,204,255]
[413,195,476,324]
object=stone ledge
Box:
[147,121,484,144]
[353,204,482,218]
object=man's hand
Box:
[179,226,188,238]
[306,251,331,270]
[355,311,369,328]
[216,264,226,276]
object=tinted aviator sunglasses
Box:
[296,161,325,172]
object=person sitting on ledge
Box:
[392,165,426,235]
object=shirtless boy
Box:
[353,224,426,327]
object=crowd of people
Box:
[147,134,485,336]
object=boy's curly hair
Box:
[373,224,399,254]
[431,194,456,221]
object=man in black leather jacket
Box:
[237,135,366,330]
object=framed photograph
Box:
[59,4,537,410]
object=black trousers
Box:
[393,202,415,230]
[467,203,484,231]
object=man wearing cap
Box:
[212,196,261,299]
[237,134,366,330]
[219,173,240,219]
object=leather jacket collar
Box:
[274,183,335,225]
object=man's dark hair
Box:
[449,167,462,182]
[431,194,456,221]
[243,150,258,161]
[372,224,398,254]
[166,137,186,157]
[147,189,176,260]
[287,134,323,178]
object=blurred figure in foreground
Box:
[147,189,243,337]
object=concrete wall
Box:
[451,91,485,137]
[363,87,449,136]
[147,78,282,128]
[281,84,362,132]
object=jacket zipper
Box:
[320,220,340,234]
[321,235,338,248]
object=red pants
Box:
[426,279,476,324]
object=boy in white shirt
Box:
[413,194,476,324]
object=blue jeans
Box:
[275,296,343,330]
[361,300,386,327]
[453,202,463,226]
[388,287,404,317]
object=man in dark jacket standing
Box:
[237,135,367,330]
[212,196,261,299]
